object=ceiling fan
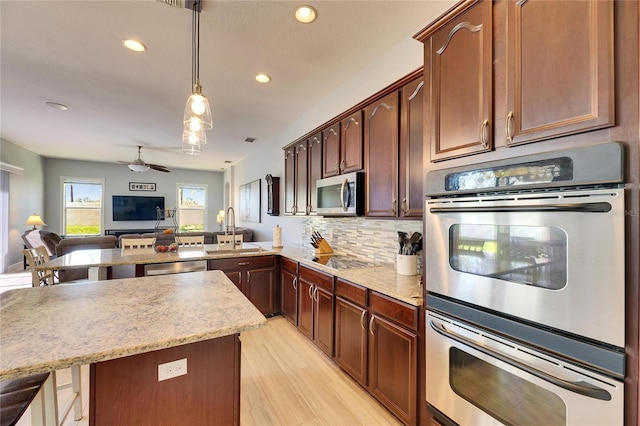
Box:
[119,146,170,173]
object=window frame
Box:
[176,182,208,232]
[60,176,105,236]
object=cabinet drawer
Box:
[370,291,418,331]
[281,257,298,275]
[335,278,368,307]
[299,265,334,292]
[208,255,275,272]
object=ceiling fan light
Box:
[128,163,150,173]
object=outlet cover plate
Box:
[158,358,187,381]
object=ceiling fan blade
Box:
[149,164,170,173]
[117,160,130,164]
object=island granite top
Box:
[0,270,266,380]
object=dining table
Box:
[0,270,266,425]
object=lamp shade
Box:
[25,214,46,229]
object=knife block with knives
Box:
[310,231,333,255]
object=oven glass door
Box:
[426,311,624,426]
[425,188,625,347]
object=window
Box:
[177,183,207,232]
[62,177,104,235]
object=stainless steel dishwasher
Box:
[144,261,207,276]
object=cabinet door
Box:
[294,142,308,216]
[322,123,341,178]
[307,132,323,215]
[503,0,614,146]
[297,278,314,340]
[313,286,334,357]
[368,314,417,425]
[334,297,368,386]
[341,111,364,174]
[399,77,424,218]
[364,91,399,217]
[284,148,295,214]
[280,269,298,325]
[224,271,243,293]
[246,267,276,315]
[429,0,492,161]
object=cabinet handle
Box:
[237,262,250,266]
[237,272,242,282]
[292,205,297,215]
[308,285,313,300]
[292,276,297,290]
[360,310,366,330]
[247,270,251,283]
[306,205,311,215]
[392,199,397,215]
[505,111,514,144]
[480,119,489,149]
[340,159,346,172]
[402,197,408,214]
[313,286,319,302]
[335,161,340,173]
[369,315,376,336]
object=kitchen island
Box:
[0,270,266,425]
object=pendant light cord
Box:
[191,0,200,89]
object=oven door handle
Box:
[429,202,612,214]
[429,319,612,401]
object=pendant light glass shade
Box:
[182,141,202,155]
[183,84,212,130]
[182,124,207,146]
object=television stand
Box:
[104,229,155,238]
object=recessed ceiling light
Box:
[255,74,271,83]
[122,39,147,52]
[295,5,317,24]
[45,101,68,111]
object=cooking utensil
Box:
[398,231,407,254]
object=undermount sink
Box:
[207,243,263,254]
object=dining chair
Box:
[217,234,243,247]
[23,246,56,287]
[21,246,83,423]
[177,235,205,248]
[120,237,156,250]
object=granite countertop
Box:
[0,270,266,380]
[40,241,423,307]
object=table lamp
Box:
[25,214,46,230]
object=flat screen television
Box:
[112,195,165,221]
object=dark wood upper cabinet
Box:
[428,0,493,162]
[307,132,323,215]
[364,91,400,217]
[399,77,425,218]
[283,148,295,215]
[341,111,364,174]
[502,0,614,146]
[322,123,341,177]
[294,141,308,216]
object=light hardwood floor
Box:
[12,311,401,425]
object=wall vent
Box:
[244,137,257,143]
[156,0,183,8]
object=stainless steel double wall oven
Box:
[424,142,626,425]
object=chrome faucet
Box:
[225,206,237,248]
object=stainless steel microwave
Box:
[316,171,364,216]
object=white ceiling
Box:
[1,0,453,172]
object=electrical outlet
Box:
[158,358,187,381]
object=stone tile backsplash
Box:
[302,217,423,272]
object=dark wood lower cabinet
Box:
[280,258,298,325]
[297,278,314,340]
[208,256,278,316]
[90,335,240,426]
[298,265,335,357]
[334,296,368,386]
[369,314,417,425]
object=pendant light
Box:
[182,0,211,152]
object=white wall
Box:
[43,158,224,235]
[0,138,46,270]
[232,36,426,244]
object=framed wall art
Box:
[239,179,261,223]
[129,182,156,191]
